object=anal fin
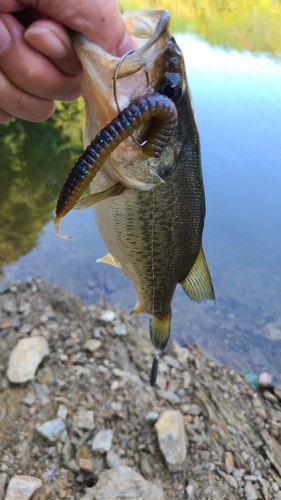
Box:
[180,246,215,307]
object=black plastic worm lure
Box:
[54,92,177,239]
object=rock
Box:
[92,429,114,453]
[57,404,68,420]
[186,484,195,500]
[79,458,94,472]
[79,465,165,500]
[113,324,127,336]
[244,481,259,499]
[4,475,42,500]
[83,339,102,352]
[157,390,180,404]
[218,470,238,488]
[145,411,159,425]
[7,336,50,383]
[36,418,66,442]
[155,410,187,472]
[73,408,94,430]
[139,452,153,479]
[100,311,115,322]
[224,451,235,473]
[257,477,269,500]
[0,473,7,498]
[105,450,120,469]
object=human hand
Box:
[0,0,134,123]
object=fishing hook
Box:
[113,50,149,148]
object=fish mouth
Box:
[116,9,170,77]
[72,9,171,102]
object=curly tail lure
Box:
[54,92,177,240]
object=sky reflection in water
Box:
[3,35,281,381]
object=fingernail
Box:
[24,27,68,59]
[0,18,12,56]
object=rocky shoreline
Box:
[0,277,281,499]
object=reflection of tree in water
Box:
[120,0,281,57]
[0,100,84,268]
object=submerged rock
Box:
[7,336,49,383]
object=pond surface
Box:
[1,32,281,382]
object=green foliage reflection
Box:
[0,100,84,269]
[119,0,281,56]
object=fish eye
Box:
[159,78,182,102]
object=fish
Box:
[55,9,215,359]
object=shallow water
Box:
[1,34,281,383]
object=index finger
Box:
[18,0,135,56]
[0,1,26,11]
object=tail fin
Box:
[149,311,172,351]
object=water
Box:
[1,34,281,382]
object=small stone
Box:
[155,410,187,472]
[106,450,120,469]
[157,390,180,404]
[7,336,50,383]
[180,404,201,416]
[186,484,195,500]
[110,402,122,413]
[218,470,238,488]
[83,339,102,352]
[244,481,258,500]
[100,311,115,322]
[273,387,281,400]
[79,466,165,500]
[73,409,94,430]
[258,372,273,387]
[139,452,152,479]
[79,458,94,472]
[145,411,159,425]
[113,324,127,336]
[263,391,278,403]
[182,371,192,389]
[225,451,235,474]
[257,477,269,500]
[4,475,42,500]
[57,404,68,420]
[92,429,114,453]
[36,418,66,442]
[110,380,119,391]
[162,355,181,369]
[272,483,280,492]
[0,473,7,498]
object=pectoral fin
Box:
[150,311,172,351]
[74,183,125,210]
[180,246,215,306]
[96,253,120,268]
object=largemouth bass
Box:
[55,9,215,357]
